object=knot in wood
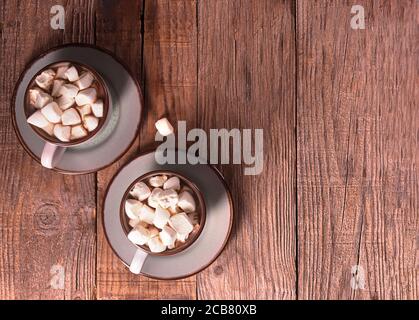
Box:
[34,203,61,235]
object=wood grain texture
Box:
[96,0,197,299]
[197,0,296,299]
[0,0,96,299]
[297,0,418,299]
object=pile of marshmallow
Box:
[26,62,104,142]
[125,174,200,253]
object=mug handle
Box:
[129,249,148,274]
[41,142,66,169]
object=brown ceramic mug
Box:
[24,61,110,169]
[120,170,206,274]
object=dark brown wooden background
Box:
[0,0,417,300]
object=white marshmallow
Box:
[147,237,166,253]
[41,122,54,136]
[148,187,163,208]
[130,182,151,201]
[159,225,177,246]
[56,67,68,80]
[155,117,174,136]
[51,79,64,97]
[57,95,75,110]
[138,204,155,224]
[53,124,71,142]
[55,63,70,79]
[62,108,81,126]
[176,232,189,243]
[64,66,79,82]
[29,88,45,106]
[32,90,53,109]
[71,125,88,140]
[74,72,94,90]
[149,175,168,187]
[128,225,150,246]
[91,99,104,118]
[76,104,92,119]
[169,213,194,235]
[168,243,175,249]
[59,83,79,98]
[125,199,143,220]
[35,69,55,90]
[163,176,181,191]
[168,205,180,215]
[153,206,171,229]
[128,218,141,228]
[178,191,196,213]
[75,88,97,106]
[41,102,62,124]
[148,226,159,238]
[27,110,50,128]
[157,189,179,209]
[83,115,99,132]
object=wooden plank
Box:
[96,0,197,299]
[0,0,96,299]
[297,0,418,299]
[197,0,296,299]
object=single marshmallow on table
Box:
[75,88,97,106]
[27,110,50,128]
[130,182,151,201]
[75,72,94,90]
[41,102,62,124]
[169,213,194,235]
[147,237,166,253]
[57,96,75,110]
[153,206,170,229]
[35,69,55,90]
[156,189,179,209]
[177,190,196,213]
[53,124,71,142]
[51,80,64,97]
[59,83,79,99]
[125,199,143,220]
[149,175,167,188]
[138,204,155,225]
[148,188,163,208]
[159,225,177,246]
[83,115,99,132]
[163,176,180,191]
[62,108,81,126]
[64,66,79,82]
[155,117,174,136]
[91,100,104,118]
[128,224,150,246]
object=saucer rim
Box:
[102,149,234,280]
[11,43,143,175]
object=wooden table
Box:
[0,0,417,300]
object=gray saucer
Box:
[103,150,234,279]
[12,44,142,174]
